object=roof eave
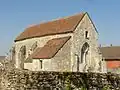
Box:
[14,31,73,42]
[85,12,99,34]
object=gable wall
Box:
[72,14,102,72]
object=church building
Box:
[12,12,104,72]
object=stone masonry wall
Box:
[72,13,102,72]
[44,38,71,72]
[0,69,120,90]
[14,33,72,69]
[24,35,72,71]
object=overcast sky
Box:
[0,0,120,55]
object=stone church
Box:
[12,12,104,72]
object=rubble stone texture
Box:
[0,69,120,90]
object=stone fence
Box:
[0,69,120,90]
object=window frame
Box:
[40,60,43,69]
[85,31,89,39]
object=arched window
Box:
[18,46,26,69]
[28,42,37,56]
[31,41,37,51]
[12,47,15,64]
[81,42,89,63]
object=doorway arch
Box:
[81,42,89,63]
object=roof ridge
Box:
[26,12,86,29]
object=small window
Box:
[85,31,89,39]
[40,60,42,69]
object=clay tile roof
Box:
[100,46,120,59]
[29,36,71,59]
[15,13,85,41]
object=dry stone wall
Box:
[0,69,120,90]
